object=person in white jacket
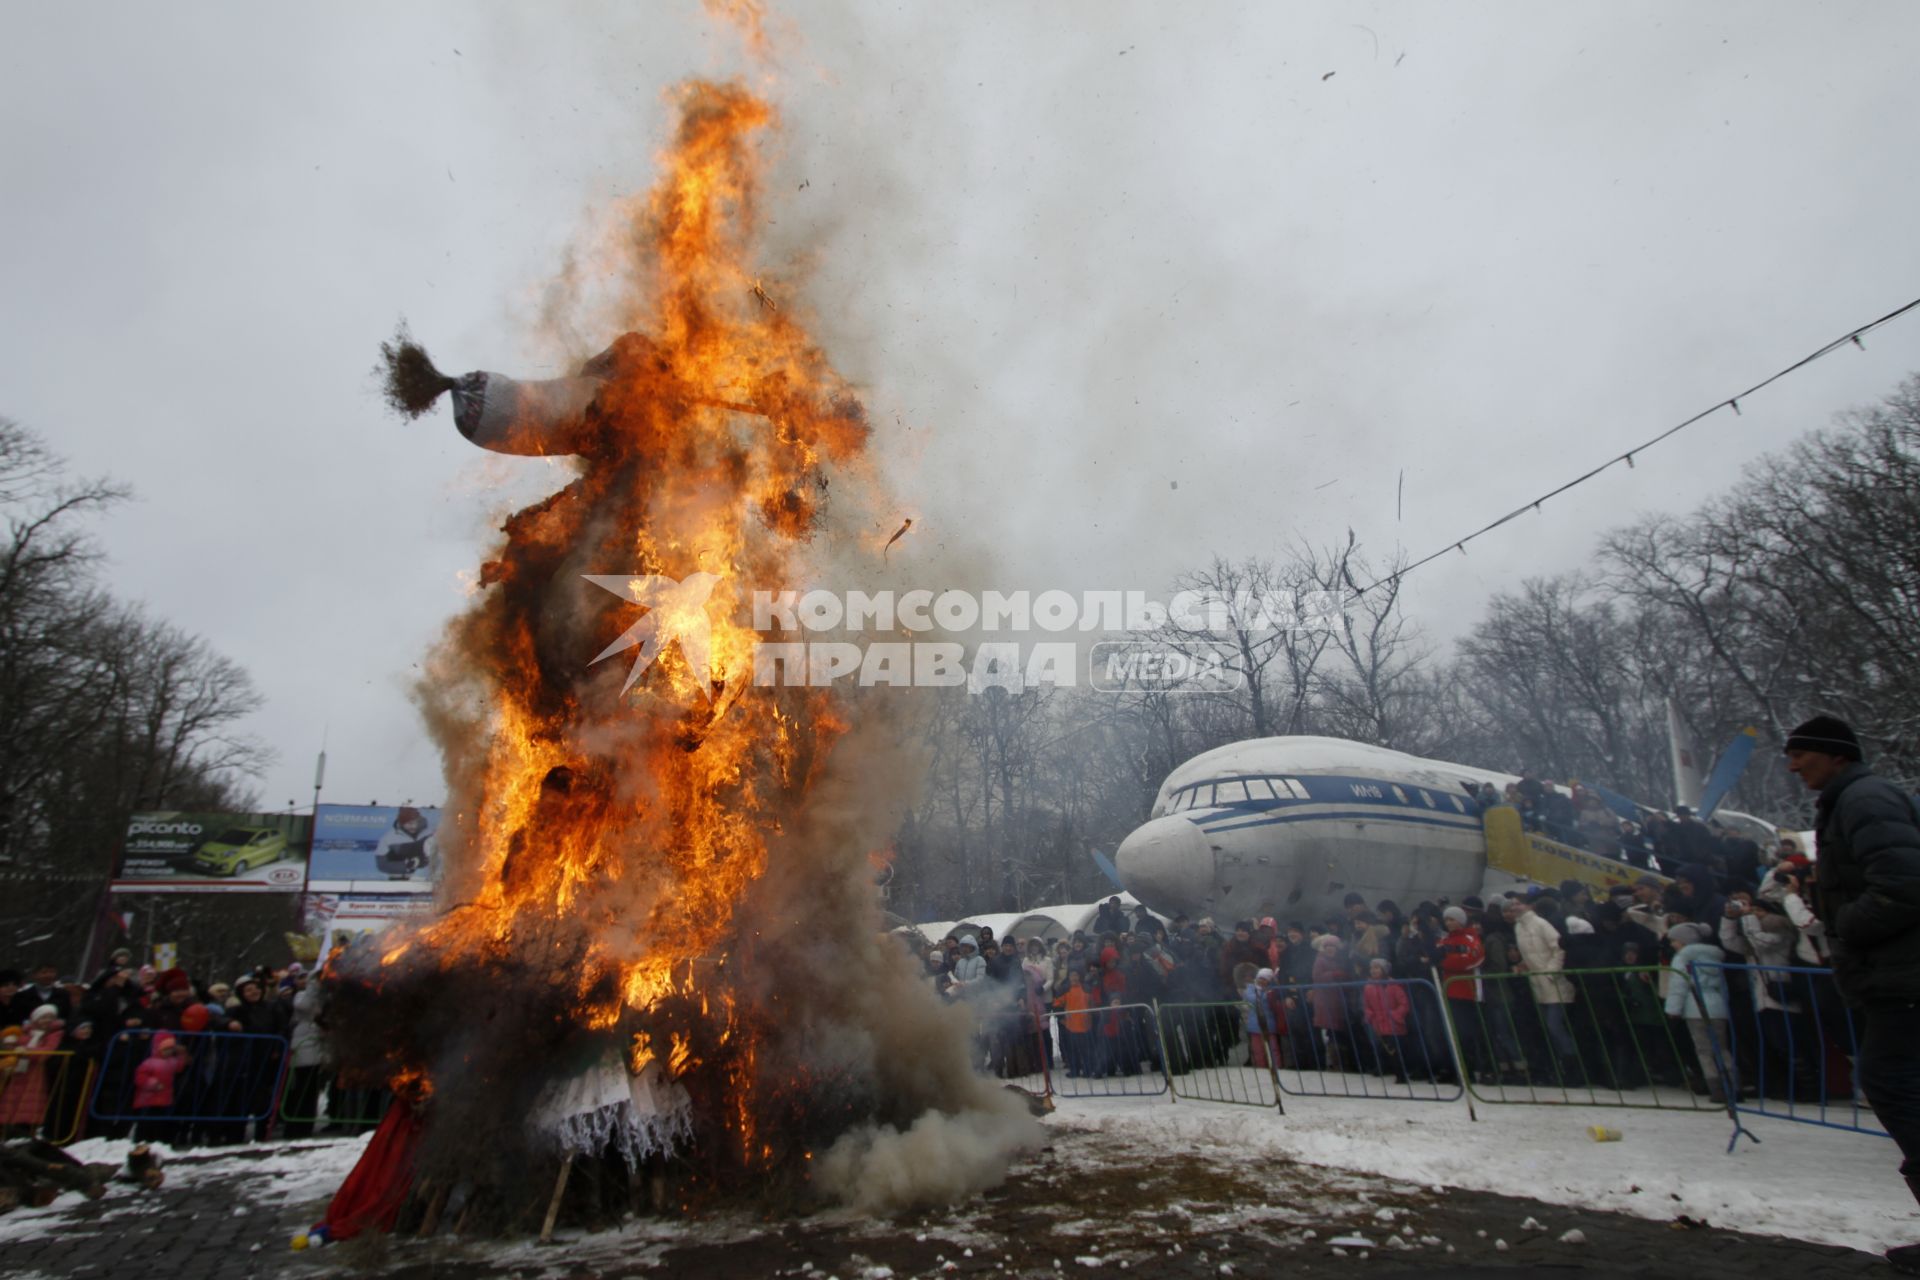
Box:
[1719,894,1818,1099]
[949,936,987,995]
[1663,922,1736,1102]
[279,977,329,1138]
[1759,863,1859,1069]
[1510,899,1582,1082]
[1758,865,1828,966]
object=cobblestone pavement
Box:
[0,1128,1898,1280]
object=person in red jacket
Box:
[1361,958,1412,1084]
[1097,993,1136,1077]
[1098,947,1127,1003]
[1436,905,1491,1084]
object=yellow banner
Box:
[1482,806,1663,894]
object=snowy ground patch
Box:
[1048,1091,1912,1254]
[0,1134,371,1245]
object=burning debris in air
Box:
[339,75,1035,1232]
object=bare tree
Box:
[0,421,274,962]
[1312,543,1437,751]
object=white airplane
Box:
[1111,736,1773,923]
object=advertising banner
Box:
[111,811,312,893]
[304,893,437,955]
[306,804,442,894]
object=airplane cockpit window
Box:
[1218,780,1250,803]
[1174,784,1216,810]
[1278,777,1310,800]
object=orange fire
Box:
[409,79,871,1164]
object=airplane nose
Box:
[1115,815,1216,917]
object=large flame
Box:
[403,79,870,1169]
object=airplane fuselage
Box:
[1115,736,1570,923]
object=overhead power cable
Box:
[1358,294,1920,596]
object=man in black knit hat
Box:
[1785,714,1920,1273]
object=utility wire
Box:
[1359,294,1920,596]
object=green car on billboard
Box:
[192,826,291,876]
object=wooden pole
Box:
[415,1182,450,1237]
[538,1153,575,1244]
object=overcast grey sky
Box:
[3,2,1918,813]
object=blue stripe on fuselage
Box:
[1193,806,1482,836]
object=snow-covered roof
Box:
[900,893,1153,944]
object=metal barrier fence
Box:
[1270,978,1465,1103]
[89,1030,290,1140]
[956,962,1900,1164]
[978,1003,1172,1099]
[1440,966,1719,1112]
[271,1070,394,1136]
[1689,961,1892,1152]
[0,1049,94,1144]
[1155,1000,1281,1109]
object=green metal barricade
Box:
[1153,1000,1283,1111]
[1439,965,1717,1111]
[270,1070,392,1135]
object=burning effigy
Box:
[316,78,1036,1240]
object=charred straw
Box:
[378,322,459,419]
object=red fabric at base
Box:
[323,1104,425,1240]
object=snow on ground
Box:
[1,1095,1906,1265]
[0,1133,372,1245]
[1049,1089,1912,1255]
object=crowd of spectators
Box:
[1434,831,1838,1103]
[1488,770,1770,881]
[914,821,1840,1104]
[0,948,377,1147]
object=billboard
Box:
[306,804,442,894]
[304,893,437,954]
[112,811,312,893]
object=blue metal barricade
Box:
[1689,961,1891,1152]
[1273,977,1464,1103]
[89,1029,291,1142]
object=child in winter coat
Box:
[132,1032,191,1145]
[1053,972,1095,1077]
[1242,968,1282,1069]
[1361,958,1412,1084]
[1664,923,1735,1102]
[0,1007,64,1137]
